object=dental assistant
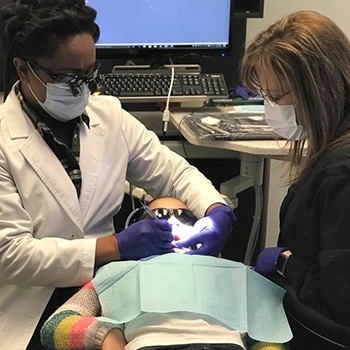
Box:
[240,10,350,336]
[0,1,235,349]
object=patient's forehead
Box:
[148,197,188,210]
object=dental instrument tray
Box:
[182,111,280,140]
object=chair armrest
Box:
[270,274,350,347]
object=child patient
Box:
[40,197,287,350]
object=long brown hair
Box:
[240,10,350,184]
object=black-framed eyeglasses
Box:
[260,88,292,107]
[27,60,101,96]
[151,208,196,224]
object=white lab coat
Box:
[0,83,224,349]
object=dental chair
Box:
[272,275,350,350]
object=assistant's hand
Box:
[254,247,286,277]
[115,219,174,260]
[228,83,257,100]
[173,205,236,256]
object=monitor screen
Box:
[87,0,231,58]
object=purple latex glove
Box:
[229,83,257,100]
[173,205,236,256]
[254,247,286,277]
[115,219,174,260]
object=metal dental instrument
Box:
[139,199,159,219]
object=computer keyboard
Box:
[97,70,229,103]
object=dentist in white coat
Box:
[0,1,236,349]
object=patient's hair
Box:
[240,10,350,184]
[147,197,189,210]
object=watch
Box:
[276,250,292,277]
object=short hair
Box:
[0,0,100,61]
[240,10,350,183]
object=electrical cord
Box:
[162,65,175,136]
[125,181,154,213]
[244,185,263,265]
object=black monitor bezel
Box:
[232,0,264,18]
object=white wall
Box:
[246,0,350,45]
[246,0,350,247]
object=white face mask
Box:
[27,64,90,122]
[264,101,306,140]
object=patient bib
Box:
[92,254,292,343]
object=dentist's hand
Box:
[115,219,174,260]
[173,205,236,256]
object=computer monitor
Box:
[87,0,231,60]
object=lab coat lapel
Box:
[2,89,101,227]
[78,117,104,219]
[20,131,83,227]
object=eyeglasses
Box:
[260,88,292,107]
[151,208,196,225]
[125,207,197,228]
[27,60,101,96]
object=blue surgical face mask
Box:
[264,101,306,140]
[27,64,90,122]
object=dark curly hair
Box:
[0,0,100,61]
[0,0,100,98]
